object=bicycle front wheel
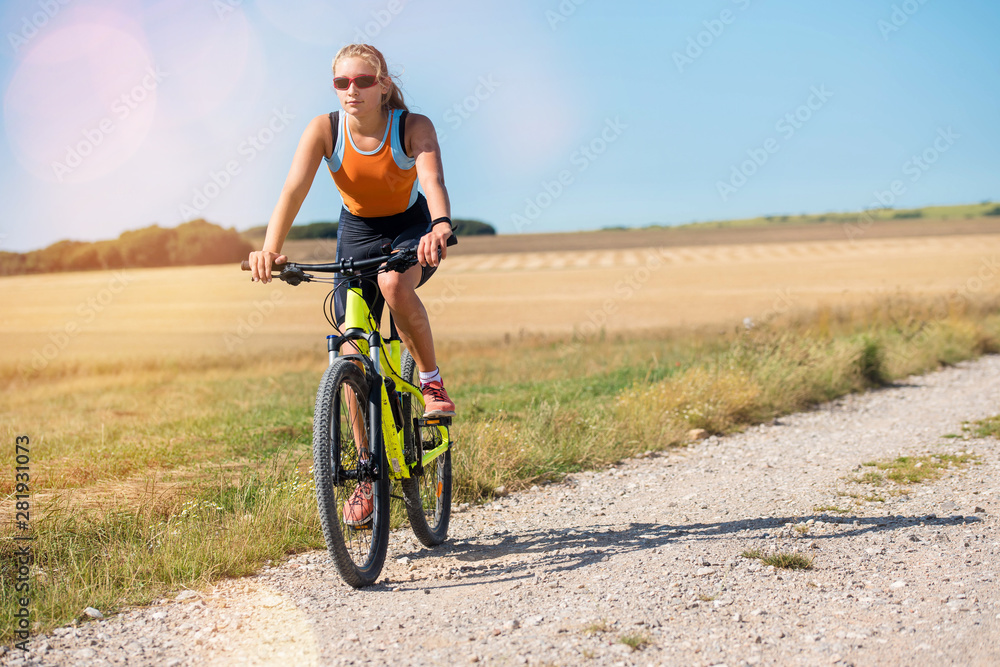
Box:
[313,360,390,587]
[400,350,452,546]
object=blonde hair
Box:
[332,44,408,112]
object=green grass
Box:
[741,549,813,570]
[966,415,1000,438]
[853,453,979,487]
[3,293,1000,641]
[618,631,652,650]
[812,505,850,514]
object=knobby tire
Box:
[313,360,390,587]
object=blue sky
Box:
[1,0,997,252]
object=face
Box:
[333,56,387,117]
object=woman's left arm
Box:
[408,114,453,267]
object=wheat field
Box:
[3,225,999,370]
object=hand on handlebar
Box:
[417,224,453,268]
[248,250,286,284]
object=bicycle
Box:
[241,243,454,587]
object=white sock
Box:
[419,367,442,385]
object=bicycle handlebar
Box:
[240,250,407,274]
[239,234,457,278]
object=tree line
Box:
[0,220,253,276]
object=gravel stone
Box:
[82,607,103,620]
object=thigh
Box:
[333,216,392,328]
[390,223,436,289]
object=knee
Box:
[378,272,412,305]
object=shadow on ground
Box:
[379,512,982,592]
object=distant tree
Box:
[95,241,125,269]
[287,221,339,240]
[242,224,269,237]
[985,205,1000,216]
[451,218,496,235]
[117,225,174,267]
[0,251,26,276]
[0,220,253,275]
[169,219,254,265]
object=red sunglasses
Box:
[333,74,380,91]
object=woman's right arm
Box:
[249,114,331,283]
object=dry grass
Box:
[616,367,761,441]
[582,619,611,636]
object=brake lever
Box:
[384,248,419,274]
[278,265,309,286]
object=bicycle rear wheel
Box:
[399,350,452,546]
[313,359,390,587]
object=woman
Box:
[247,44,456,525]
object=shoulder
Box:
[304,113,335,156]
[403,113,439,155]
[403,112,435,135]
[305,113,336,137]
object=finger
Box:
[417,239,428,267]
[250,254,260,282]
[265,254,275,283]
[271,254,285,283]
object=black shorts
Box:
[333,193,436,328]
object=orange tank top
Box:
[324,108,419,218]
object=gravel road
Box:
[5,355,1000,667]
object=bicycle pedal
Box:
[346,520,373,532]
[418,416,452,427]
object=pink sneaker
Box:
[421,380,456,417]
[343,481,373,527]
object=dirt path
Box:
[5,356,1000,666]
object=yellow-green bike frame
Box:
[330,284,450,480]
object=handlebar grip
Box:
[241,260,287,272]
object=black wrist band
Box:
[432,216,452,229]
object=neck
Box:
[347,107,389,137]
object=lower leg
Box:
[378,268,455,416]
[379,267,438,374]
